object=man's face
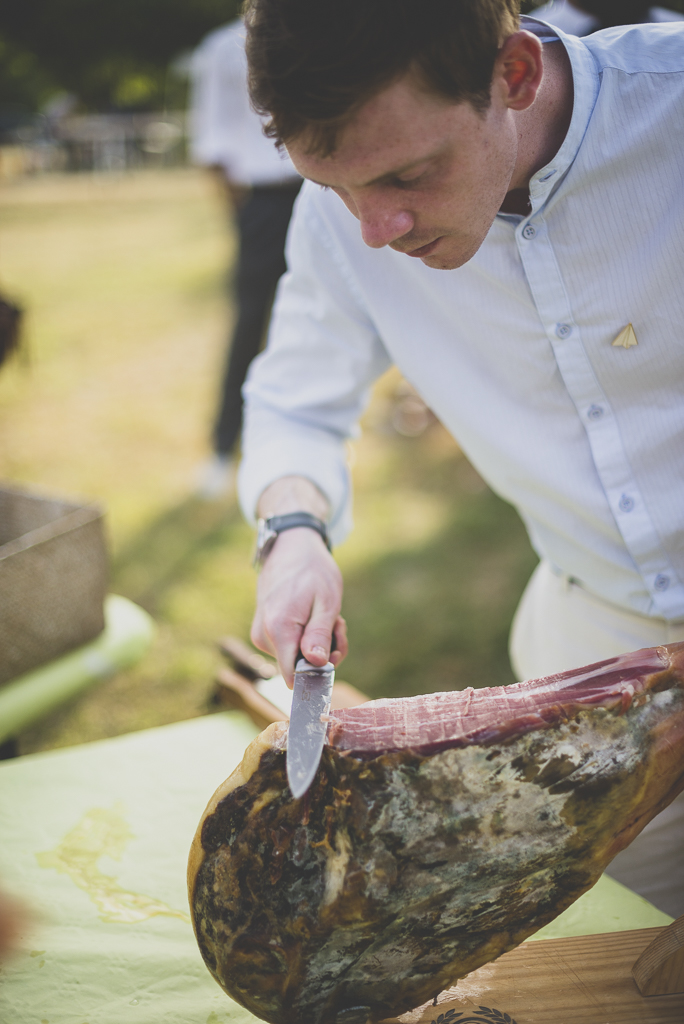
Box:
[287,73,521,270]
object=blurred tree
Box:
[2,1,682,112]
[0,0,240,111]
[0,34,61,120]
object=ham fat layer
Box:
[328,643,684,755]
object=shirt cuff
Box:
[237,412,353,548]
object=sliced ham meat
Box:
[327,645,670,755]
[189,642,684,1024]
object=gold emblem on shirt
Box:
[612,323,638,348]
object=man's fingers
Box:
[300,612,347,666]
[254,615,307,687]
[250,608,347,683]
[330,615,348,665]
[250,611,276,658]
[278,636,304,688]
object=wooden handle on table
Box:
[632,912,684,995]
[218,636,278,679]
[215,666,288,730]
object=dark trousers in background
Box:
[213,181,302,456]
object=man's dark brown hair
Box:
[245,0,521,155]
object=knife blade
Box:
[287,653,335,799]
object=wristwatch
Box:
[253,512,331,568]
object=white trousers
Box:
[510,560,684,918]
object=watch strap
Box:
[254,511,331,568]
[265,512,331,547]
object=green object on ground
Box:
[0,712,671,1024]
[530,873,671,940]
[0,594,155,744]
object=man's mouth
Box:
[400,237,442,259]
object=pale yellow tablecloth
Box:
[0,712,672,1024]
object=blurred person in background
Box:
[0,295,22,369]
[0,297,26,959]
[189,19,301,499]
[532,0,684,34]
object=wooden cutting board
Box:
[381,926,684,1024]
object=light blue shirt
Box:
[239,20,684,621]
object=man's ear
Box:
[496,30,544,112]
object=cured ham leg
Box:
[188,642,684,1024]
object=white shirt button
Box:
[654,574,670,591]
[587,404,604,421]
[522,224,536,239]
[619,494,635,512]
[555,323,573,339]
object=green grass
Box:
[0,167,537,755]
[341,433,537,698]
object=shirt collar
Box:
[524,17,601,211]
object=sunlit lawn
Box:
[0,167,537,754]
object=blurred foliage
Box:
[0,34,61,120]
[0,0,240,112]
[2,1,683,114]
[342,441,537,700]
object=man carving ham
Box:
[234,0,684,916]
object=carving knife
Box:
[287,650,335,799]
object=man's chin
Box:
[420,238,482,270]
[391,233,483,270]
[420,251,470,271]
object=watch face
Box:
[254,519,278,567]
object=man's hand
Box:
[250,476,347,685]
[251,528,347,685]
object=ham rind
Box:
[188,642,684,1024]
[327,646,671,755]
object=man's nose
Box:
[357,201,414,249]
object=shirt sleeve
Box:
[238,186,392,545]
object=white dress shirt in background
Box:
[189,20,300,186]
[532,0,684,36]
[239,19,684,624]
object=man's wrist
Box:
[257,476,329,521]
[253,512,331,568]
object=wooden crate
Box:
[0,484,107,685]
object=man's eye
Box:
[392,175,423,189]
